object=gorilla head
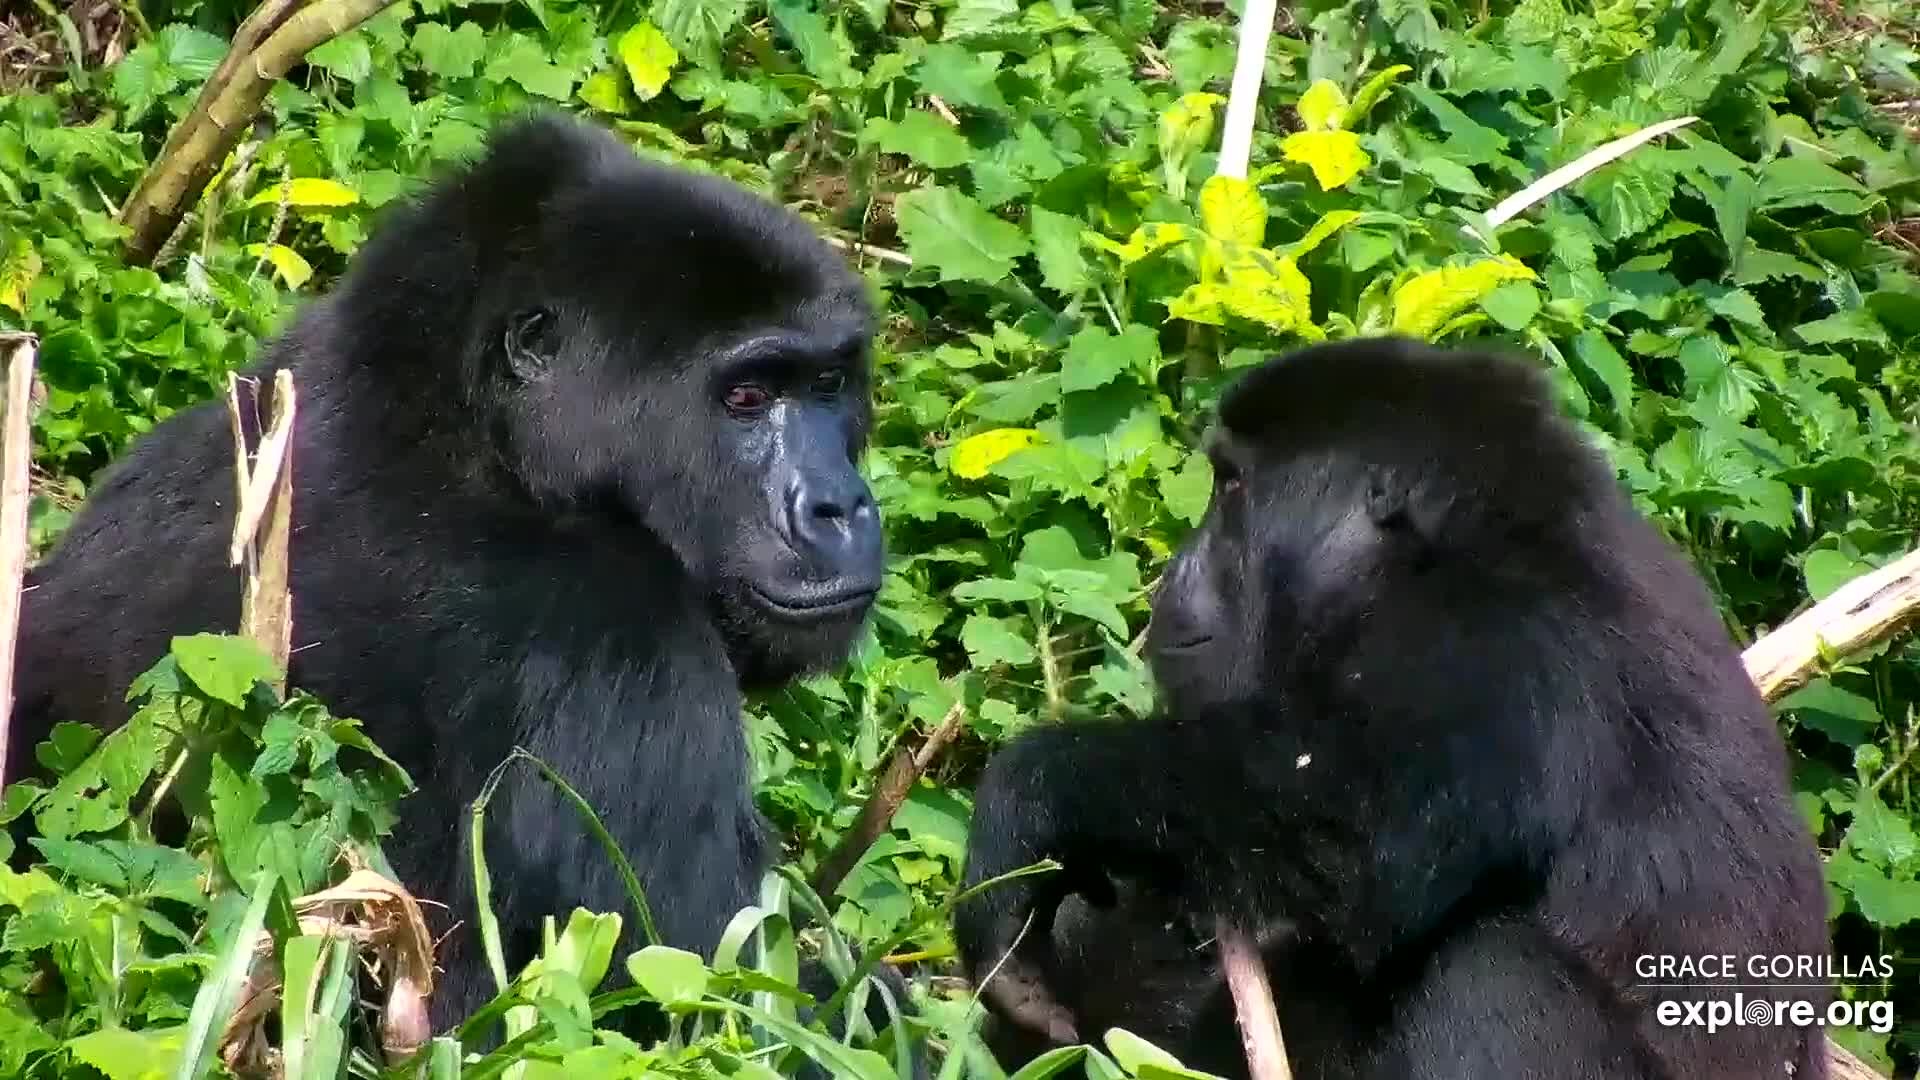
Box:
[335,115,884,688]
[1147,338,1612,713]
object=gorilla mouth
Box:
[748,583,878,620]
[1159,635,1214,652]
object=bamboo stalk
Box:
[0,332,38,787]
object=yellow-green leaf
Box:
[1158,92,1225,197]
[617,22,678,100]
[1347,64,1412,126]
[0,239,40,313]
[1296,78,1350,131]
[1165,283,1229,327]
[1390,256,1538,340]
[1198,174,1267,248]
[246,177,359,210]
[244,243,314,289]
[1284,209,1362,258]
[1280,130,1370,190]
[950,428,1043,479]
[1219,251,1311,332]
[579,69,636,115]
[1085,222,1193,266]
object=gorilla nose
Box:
[787,479,881,567]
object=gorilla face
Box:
[464,147,885,688]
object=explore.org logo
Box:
[1634,954,1897,1036]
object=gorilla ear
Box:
[503,308,555,382]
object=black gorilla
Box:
[957,339,1832,1079]
[9,113,889,1031]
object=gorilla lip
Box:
[1158,635,1214,652]
[748,583,877,619]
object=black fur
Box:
[956,338,1831,1079]
[9,113,895,1037]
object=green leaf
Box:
[306,34,373,82]
[893,186,1030,283]
[1478,281,1540,331]
[1756,155,1877,214]
[1030,207,1092,296]
[1778,679,1880,748]
[1803,549,1874,600]
[914,43,1008,113]
[1570,331,1634,429]
[1060,325,1156,393]
[952,578,1044,603]
[655,0,748,69]
[172,634,280,708]
[961,613,1038,668]
[1198,174,1266,246]
[1828,850,1920,929]
[1346,63,1411,125]
[66,1026,187,1080]
[485,32,577,99]
[1795,309,1889,349]
[617,23,679,99]
[626,945,710,1005]
[411,21,487,80]
[873,111,971,169]
[768,0,856,88]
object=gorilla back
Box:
[10,112,884,1025]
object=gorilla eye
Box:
[724,384,773,415]
[813,369,846,395]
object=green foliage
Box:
[3,0,1920,1072]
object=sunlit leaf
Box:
[1198,174,1266,247]
[1295,78,1349,131]
[1389,256,1537,340]
[950,428,1043,478]
[245,177,360,210]
[244,243,314,289]
[618,22,680,99]
[1280,130,1370,190]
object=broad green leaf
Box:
[952,578,1044,603]
[768,0,857,88]
[914,42,1008,112]
[950,428,1042,478]
[244,243,313,289]
[618,23,679,99]
[1280,130,1369,190]
[1295,78,1349,131]
[1060,324,1158,393]
[1478,281,1539,331]
[1029,207,1092,295]
[1828,850,1920,929]
[1160,453,1212,525]
[66,1026,186,1080]
[485,32,577,99]
[171,633,281,708]
[1570,330,1635,428]
[961,613,1038,667]
[1198,174,1266,247]
[626,945,709,1005]
[654,0,749,69]
[1389,256,1536,340]
[246,177,359,210]
[873,111,971,169]
[411,21,487,80]
[894,186,1030,283]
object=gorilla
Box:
[8,113,892,1035]
[956,339,1832,1079]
